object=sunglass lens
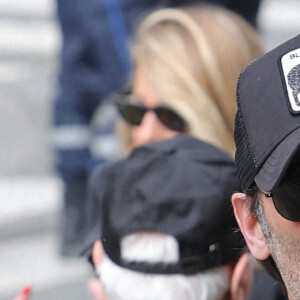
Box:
[272,182,300,222]
[155,108,186,132]
[117,103,145,126]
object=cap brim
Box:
[255,128,300,191]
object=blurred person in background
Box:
[83,3,264,250]
[88,135,252,300]
[83,4,284,300]
[52,0,261,258]
[114,4,263,156]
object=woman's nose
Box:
[132,111,163,146]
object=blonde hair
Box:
[119,4,264,155]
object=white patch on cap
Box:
[121,232,179,263]
[281,48,300,112]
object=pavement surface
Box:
[0,0,299,299]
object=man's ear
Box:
[230,253,253,300]
[231,193,270,260]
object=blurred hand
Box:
[13,285,31,300]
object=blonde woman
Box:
[115,4,264,156]
[87,4,267,300]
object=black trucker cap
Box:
[92,135,243,274]
[235,34,300,192]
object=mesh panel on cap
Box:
[234,78,258,190]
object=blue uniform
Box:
[53,0,162,256]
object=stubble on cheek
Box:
[255,198,300,299]
[265,223,300,300]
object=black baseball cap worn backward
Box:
[98,136,244,275]
[234,34,300,192]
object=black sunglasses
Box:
[261,180,300,222]
[115,100,187,132]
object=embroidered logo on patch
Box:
[281,48,300,112]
